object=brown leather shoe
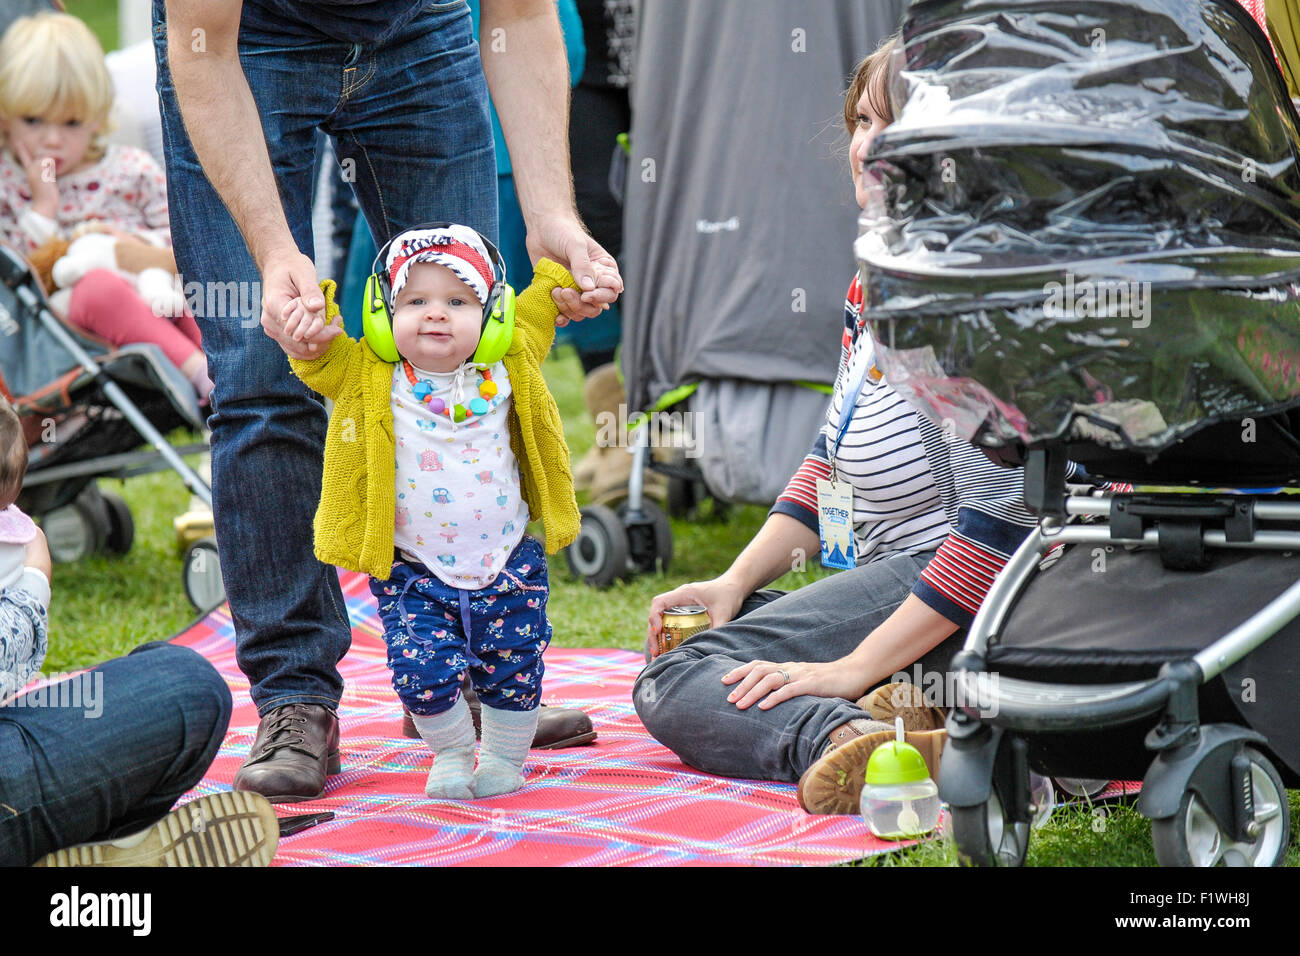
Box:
[234,703,340,804]
[400,683,596,750]
[528,705,598,749]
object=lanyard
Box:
[830,356,875,466]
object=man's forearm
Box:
[166,1,297,271]
[480,0,576,224]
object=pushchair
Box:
[0,243,222,610]
[859,0,1300,865]
[565,0,910,586]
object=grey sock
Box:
[472,706,540,798]
[411,696,476,800]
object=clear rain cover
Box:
[857,0,1300,456]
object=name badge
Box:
[816,477,856,570]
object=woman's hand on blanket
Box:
[721,658,866,711]
[260,249,329,359]
[645,577,745,659]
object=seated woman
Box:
[637,35,1090,814]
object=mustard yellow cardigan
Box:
[288,258,581,581]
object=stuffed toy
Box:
[27,231,187,318]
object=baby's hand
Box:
[280,296,342,353]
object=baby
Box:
[0,396,50,703]
[283,224,580,799]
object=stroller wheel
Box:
[618,500,672,575]
[1151,747,1289,867]
[565,504,630,587]
[951,789,1031,868]
[42,490,107,563]
[101,491,135,555]
[183,536,226,612]
[1052,777,1109,800]
[950,732,1034,867]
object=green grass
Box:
[47,344,1299,866]
[63,0,119,53]
[861,790,1300,867]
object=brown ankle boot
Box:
[857,681,948,732]
[796,718,946,815]
[234,703,341,804]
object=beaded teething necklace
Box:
[402,358,499,423]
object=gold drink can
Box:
[658,604,711,656]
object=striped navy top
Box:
[772,274,1090,627]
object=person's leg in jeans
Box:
[635,552,952,782]
[155,3,497,714]
[152,4,366,801]
[0,642,231,866]
[153,9,357,718]
[326,3,498,250]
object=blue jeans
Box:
[152,0,497,713]
[0,642,232,866]
[634,552,965,782]
[371,537,551,716]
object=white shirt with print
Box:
[391,360,530,589]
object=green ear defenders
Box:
[362,222,515,366]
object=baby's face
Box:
[391,262,484,372]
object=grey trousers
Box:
[634,551,964,783]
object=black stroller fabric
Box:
[858,0,1300,458]
[991,542,1300,784]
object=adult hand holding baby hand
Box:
[281,295,343,351]
[259,249,330,359]
[526,213,623,326]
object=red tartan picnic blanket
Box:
[176,571,906,866]
[175,571,1138,865]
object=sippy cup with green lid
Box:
[859,718,941,839]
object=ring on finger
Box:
[779,669,791,685]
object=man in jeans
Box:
[154,0,620,802]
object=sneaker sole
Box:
[860,683,947,732]
[34,791,280,867]
[797,729,947,815]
